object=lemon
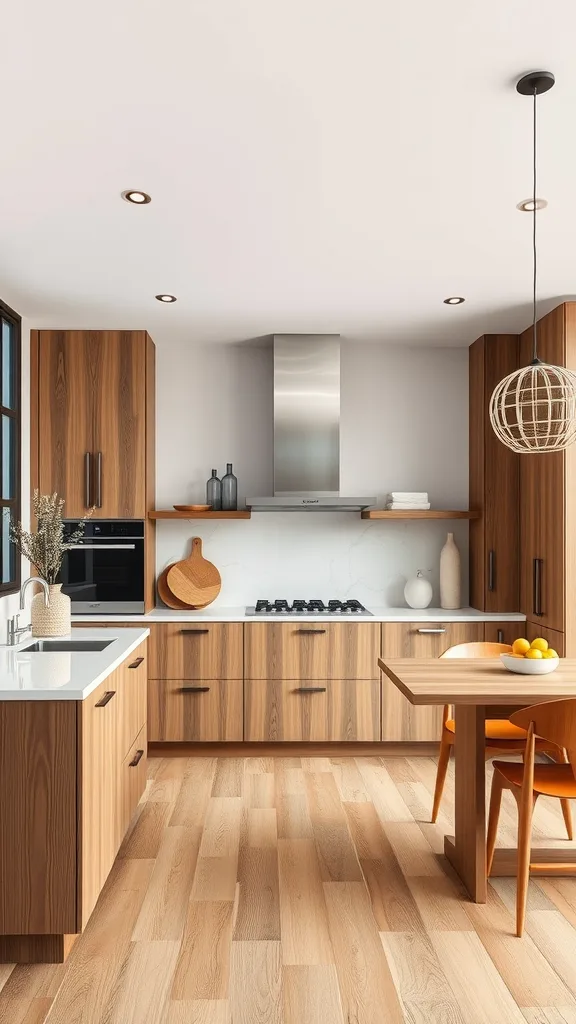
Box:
[530,637,549,652]
[509,653,525,658]
[525,648,543,660]
[512,638,531,656]
[543,649,559,659]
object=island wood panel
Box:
[0,700,77,935]
[148,622,243,680]
[244,678,380,741]
[119,724,147,839]
[117,640,148,759]
[380,621,484,740]
[243,622,380,681]
[147,678,243,742]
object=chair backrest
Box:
[441,641,512,659]
[511,699,576,771]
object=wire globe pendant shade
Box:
[489,70,576,454]
[490,362,576,453]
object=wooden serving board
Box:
[157,563,195,610]
[166,538,221,608]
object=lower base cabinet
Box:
[244,678,380,741]
[147,678,243,741]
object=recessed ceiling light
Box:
[443,296,465,305]
[517,198,548,212]
[121,189,151,204]
[155,294,177,303]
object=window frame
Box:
[0,299,21,596]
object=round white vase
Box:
[31,583,71,637]
[440,532,461,609]
[404,570,433,609]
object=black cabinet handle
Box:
[84,452,92,508]
[180,685,210,693]
[95,451,102,509]
[128,657,144,670]
[95,690,116,707]
[497,629,504,643]
[294,686,327,693]
[533,557,544,617]
[180,629,209,635]
[129,749,144,767]
[488,550,495,591]
[295,629,326,635]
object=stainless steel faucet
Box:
[5,577,50,646]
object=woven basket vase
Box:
[31,583,71,637]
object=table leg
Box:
[444,703,487,902]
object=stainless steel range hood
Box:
[247,335,375,512]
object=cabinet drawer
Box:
[118,641,147,758]
[148,623,243,679]
[119,725,147,842]
[524,620,565,657]
[484,622,521,646]
[244,622,380,680]
[244,678,380,742]
[148,679,243,742]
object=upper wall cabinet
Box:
[469,334,520,611]
[32,331,155,519]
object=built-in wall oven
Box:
[60,521,145,613]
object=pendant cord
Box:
[532,86,538,362]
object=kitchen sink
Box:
[21,639,114,653]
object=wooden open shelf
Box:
[361,509,480,520]
[149,510,252,520]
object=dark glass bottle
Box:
[206,469,222,510]
[221,463,238,510]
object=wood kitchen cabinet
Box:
[0,640,147,962]
[380,621,484,741]
[244,678,380,742]
[244,622,379,680]
[148,678,243,742]
[483,621,522,645]
[469,334,520,611]
[148,622,243,679]
[31,330,155,520]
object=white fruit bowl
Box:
[500,653,559,675]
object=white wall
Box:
[155,340,469,607]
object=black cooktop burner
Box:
[249,598,371,615]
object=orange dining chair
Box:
[487,698,576,936]
[431,642,572,842]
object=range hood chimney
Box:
[247,335,375,512]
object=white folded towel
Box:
[386,501,431,510]
[389,492,429,502]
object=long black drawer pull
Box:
[95,690,116,708]
[488,549,495,591]
[128,657,144,669]
[295,686,327,693]
[129,749,144,767]
[180,629,210,635]
[497,629,504,644]
[533,557,543,617]
[296,629,326,635]
[181,685,211,693]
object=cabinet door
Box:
[93,331,147,518]
[244,678,380,741]
[79,674,120,929]
[118,641,147,759]
[244,623,380,680]
[483,622,521,645]
[119,725,147,842]
[148,679,243,741]
[523,620,565,657]
[37,331,96,518]
[148,623,243,680]
[380,622,484,741]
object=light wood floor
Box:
[2,754,576,1023]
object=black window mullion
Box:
[0,299,21,596]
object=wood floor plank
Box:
[211,758,245,798]
[191,856,238,902]
[233,847,281,940]
[246,756,276,774]
[526,912,576,999]
[305,772,363,882]
[132,827,202,940]
[407,875,475,931]
[384,821,444,877]
[245,772,275,808]
[228,940,282,1024]
[380,931,467,1024]
[278,839,334,965]
[283,964,344,1024]
[106,940,180,1024]
[169,759,217,828]
[522,1009,576,1023]
[171,902,235,1001]
[330,758,370,802]
[19,997,53,1024]
[276,793,314,839]
[538,880,576,930]
[357,760,414,822]
[198,798,243,859]
[247,808,278,849]
[118,801,172,860]
[323,881,405,1024]
[430,930,527,1024]
[147,757,189,803]
[0,965,15,995]
[164,1001,232,1023]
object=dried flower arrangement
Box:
[9,491,93,585]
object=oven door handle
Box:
[66,544,137,550]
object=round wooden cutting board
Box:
[157,563,195,609]
[166,537,221,608]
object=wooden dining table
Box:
[378,656,576,903]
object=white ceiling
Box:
[1,0,576,347]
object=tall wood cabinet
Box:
[469,334,520,611]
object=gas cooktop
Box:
[245,599,372,616]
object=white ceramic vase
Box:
[404,570,433,609]
[31,583,71,637]
[440,532,461,609]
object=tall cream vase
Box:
[440,532,461,610]
[31,583,71,637]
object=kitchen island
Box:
[0,627,149,963]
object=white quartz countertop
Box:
[71,607,527,624]
[0,627,150,701]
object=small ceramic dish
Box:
[173,504,212,512]
[500,653,559,675]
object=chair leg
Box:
[516,794,537,938]
[432,731,452,823]
[550,747,574,840]
[487,771,504,875]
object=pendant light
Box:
[489,71,576,454]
